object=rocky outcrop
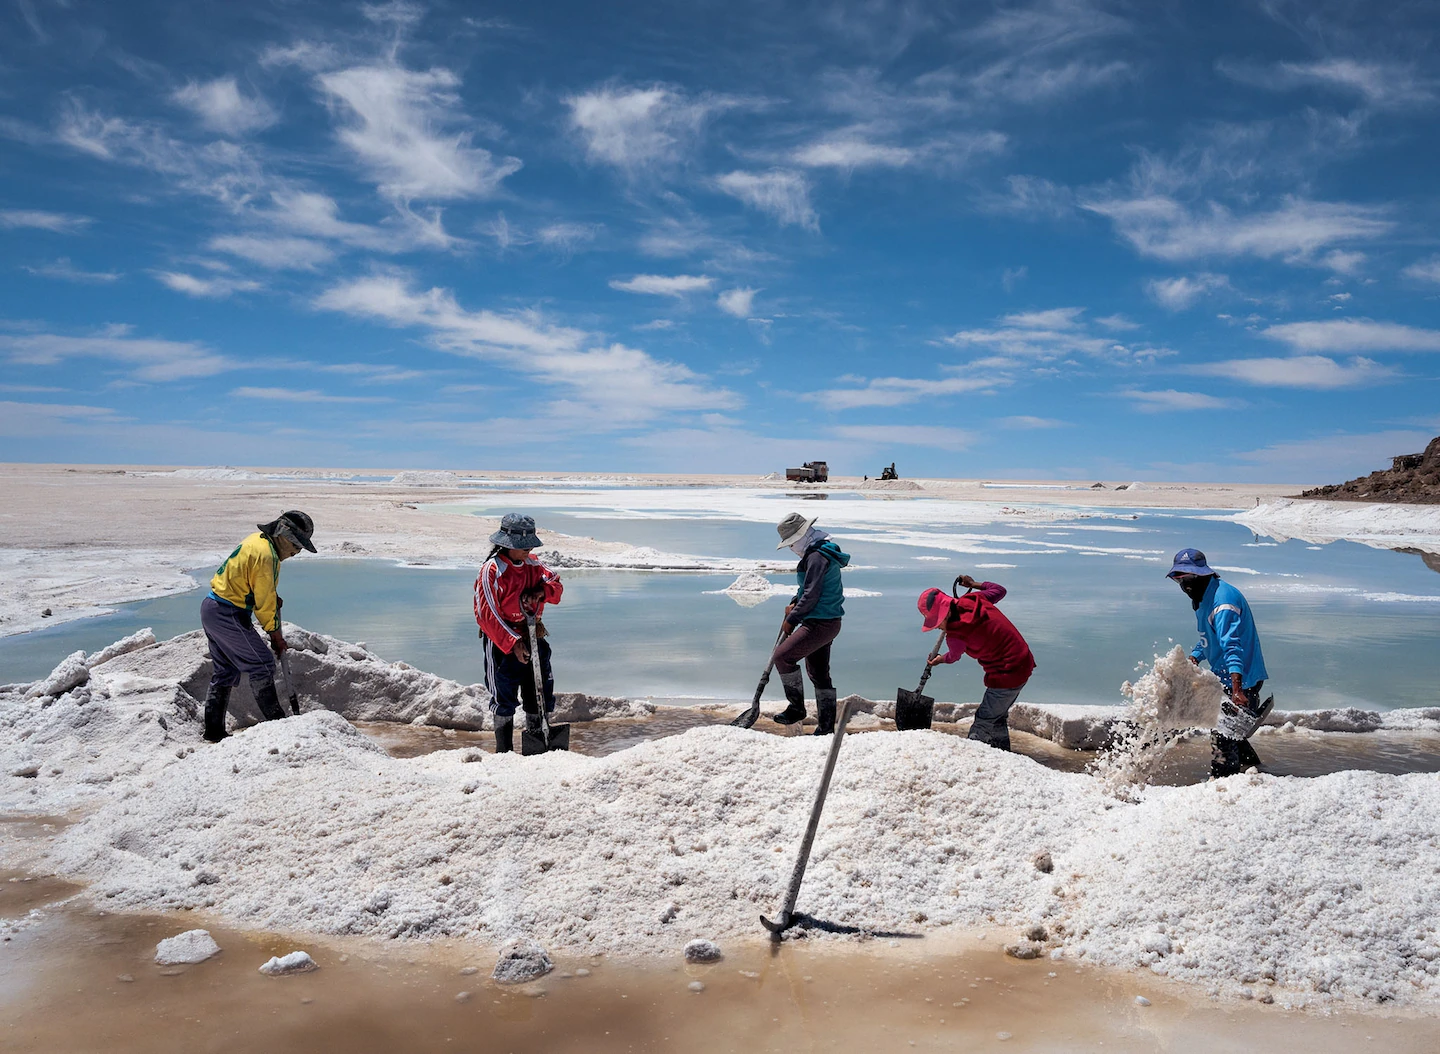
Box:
[1299,435,1440,504]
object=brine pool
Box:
[3,489,1438,715]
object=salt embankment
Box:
[1236,498,1440,556]
[3,630,1440,1008]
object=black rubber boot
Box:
[494,717,514,754]
[813,688,837,735]
[1236,738,1263,771]
[203,684,231,743]
[770,670,807,725]
[253,679,286,722]
[1210,732,1244,778]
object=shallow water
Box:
[3,489,1438,713]
[2,866,1435,1053]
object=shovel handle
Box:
[525,614,550,744]
[913,635,945,694]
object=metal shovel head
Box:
[895,688,935,731]
[521,723,570,756]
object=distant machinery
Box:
[785,460,829,483]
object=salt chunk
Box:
[1032,850,1053,874]
[684,939,723,964]
[259,951,317,975]
[1024,924,1048,942]
[154,929,220,965]
[997,1033,1012,1041]
[1004,941,1043,960]
[1134,996,1151,1006]
[455,991,471,1003]
[575,968,591,977]
[688,980,705,992]
[459,966,479,976]
[26,650,89,700]
[492,937,553,985]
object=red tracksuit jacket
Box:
[473,554,563,655]
[939,582,1036,689]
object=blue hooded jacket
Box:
[1190,576,1268,687]
[788,540,850,626]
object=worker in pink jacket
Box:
[917,575,1036,750]
[474,514,564,753]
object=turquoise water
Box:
[3,492,1438,711]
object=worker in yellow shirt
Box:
[201,511,316,742]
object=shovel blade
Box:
[895,688,934,731]
[521,723,571,756]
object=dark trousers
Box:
[1212,681,1264,776]
[201,595,275,690]
[484,638,555,719]
[968,683,1024,750]
[772,618,841,689]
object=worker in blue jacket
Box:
[769,512,850,734]
[1167,548,1270,777]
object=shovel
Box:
[279,651,302,717]
[730,627,787,729]
[520,612,569,755]
[895,635,945,731]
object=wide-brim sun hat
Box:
[490,512,542,550]
[259,510,317,552]
[1166,547,1213,579]
[775,512,819,549]
[918,587,953,631]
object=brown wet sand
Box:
[3,872,1436,1054]
[358,711,1440,783]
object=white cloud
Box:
[717,287,758,318]
[832,424,977,451]
[715,170,818,230]
[1145,272,1230,311]
[1000,415,1066,429]
[1094,313,1140,331]
[0,209,92,233]
[155,271,262,298]
[0,326,233,381]
[1083,195,1392,267]
[792,138,914,169]
[943,306,1166,364]
[1193,355,1396,389]
[566,85,719,174]
[1320,249,1366,276]
[1220,58,1434,109]
[209,235,334,270]
[22,258,120,283]
[1260,319,1440,354]
[1120,388,1238,412]
[536,222,601,251]
[982,175,1075,219]
[809,372,1002,410]
[0,400,124,436]
[609,274,714,297]
[314,273,737,424]
[1401,257,1440,285]
[317,63,521,202]
[173,77,276,136]
[230,386,389,404]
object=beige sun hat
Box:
[775,512,818,549]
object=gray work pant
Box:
[967,684,1024,750]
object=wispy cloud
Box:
[1231,429,1435,480]
[173,77,277,136]
[610,274,714,296]
[1218,58,1435,109]
[22,258,121,283]
[314,273,738,424]
[209,234,334,270]
[155,271,262,298]
[1193,355,1395,389]
[0,325,233,382]
[717,287,758,318]
[832,424,977,451]
[0,209,92,233]
[1260,319,1440,354]
[1145,272,1230,311]
[230,386,389,404]
[566,85,725,175]
[1000,415,1066,429]
[316,63,521,202]
[715,170,818,230]
[1121,388,1239,412]
[808,372,1002,410]
[943,306,1168,364]
[1400,257,1440,285]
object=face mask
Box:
[1178,574,1211,608]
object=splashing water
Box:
[1091,645,1225,798]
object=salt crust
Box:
[259,950,317,975]
[154,929,220,965]
[1236,499,1440,556]
[7,630,1440,1007]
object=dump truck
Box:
[785,461,829,483]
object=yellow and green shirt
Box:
[209,532,281,632]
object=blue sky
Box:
[2,0,1438,480]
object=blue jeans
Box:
[968,684,1023,750]
[201,595,275,690]
[484,638,555,719]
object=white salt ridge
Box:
[259,951,317,975]
[133,467,264,480]
[1235,499,1440,556]
[10,629,1440,1008]
[155,929,220,965]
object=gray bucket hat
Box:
[775,512,818,550]
[490,513,542,550]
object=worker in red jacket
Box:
[917,575,1036,750]
[474,513,564,753]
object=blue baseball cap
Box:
[1166,548,1214,579]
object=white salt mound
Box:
[259,951,317,975]
[721,571,773,594]
[492,938,553,984]
[684,939,723,963]
[154,929,220,965]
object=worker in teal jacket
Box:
[1167,548,1270,777]
[768,512,850,734]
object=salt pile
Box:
[259,951,317,975]
[154,929,220,965]
[7,628,1440,1007]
